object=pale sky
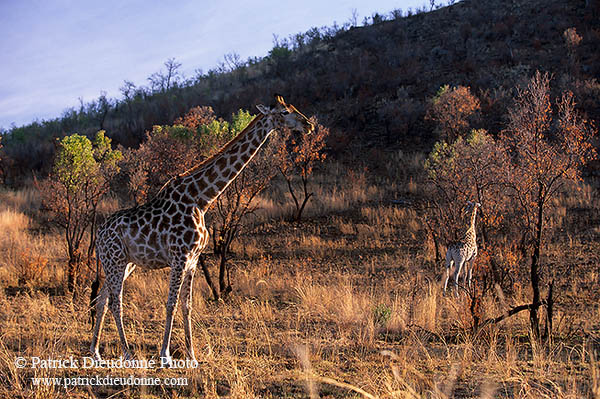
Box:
[0,0,431,129]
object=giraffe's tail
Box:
[89,253,101,329]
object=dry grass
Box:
[0,190,64,288]
[1,164,599,398]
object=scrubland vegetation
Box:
[1,0,600,397]
[1,147,599,398]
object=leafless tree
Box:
[148,58,182,93]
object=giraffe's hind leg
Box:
[444,257,453,293]
[107,262,136,360]
[180,266,197,361]
[90,284,109,360]
[454,259,465,296]
[90,240,132,361]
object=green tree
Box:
[425,129,510,265]
[38,131,121,292]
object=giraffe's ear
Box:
[256,104,270,115]
[274,94,286,105]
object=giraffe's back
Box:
[97,197,208,270]
[447,240,477,261]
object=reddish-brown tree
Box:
[120,106,219,204]
[209,138,278,298]
[174,105,216,130]
[501,71,596,340]
[426,85,481,142]
[273,117,329,222]
[426,73,596,337]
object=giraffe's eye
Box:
[281,109,290,115]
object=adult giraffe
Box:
[90,95,313,364]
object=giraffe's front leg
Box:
[454,259,465,296]
[467,257,475,289]
[160,261,185,367]
[180,266,197,362]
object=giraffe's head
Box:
[256,94,314,135]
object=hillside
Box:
[1,0,599,182]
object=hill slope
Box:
[2,0,599,181]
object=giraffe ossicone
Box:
[443,201,481,295]
[90,95,313,365]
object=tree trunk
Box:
[284,175,301,221]
[67,252,81,294]
[295,175,313,223]
[432,232,441,264]
[470,295,481,332]
[295,192,312,223]
[529,194,544,341]
[87,212,97,264]
[218,249,232,299]
[198,255,220,301]
[543,280,554,346]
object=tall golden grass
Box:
[0,160,598,398]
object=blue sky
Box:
[0,0,430,129]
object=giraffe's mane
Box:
[156,112,266,195]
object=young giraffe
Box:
[443,201,481,294]
[90,95,313,364]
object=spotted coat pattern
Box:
[444,202,481,294]
[90,96,313,364]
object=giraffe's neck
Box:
[463,207,478,244]
[164,113,275,212]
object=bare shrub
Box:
[272,117,330,222]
